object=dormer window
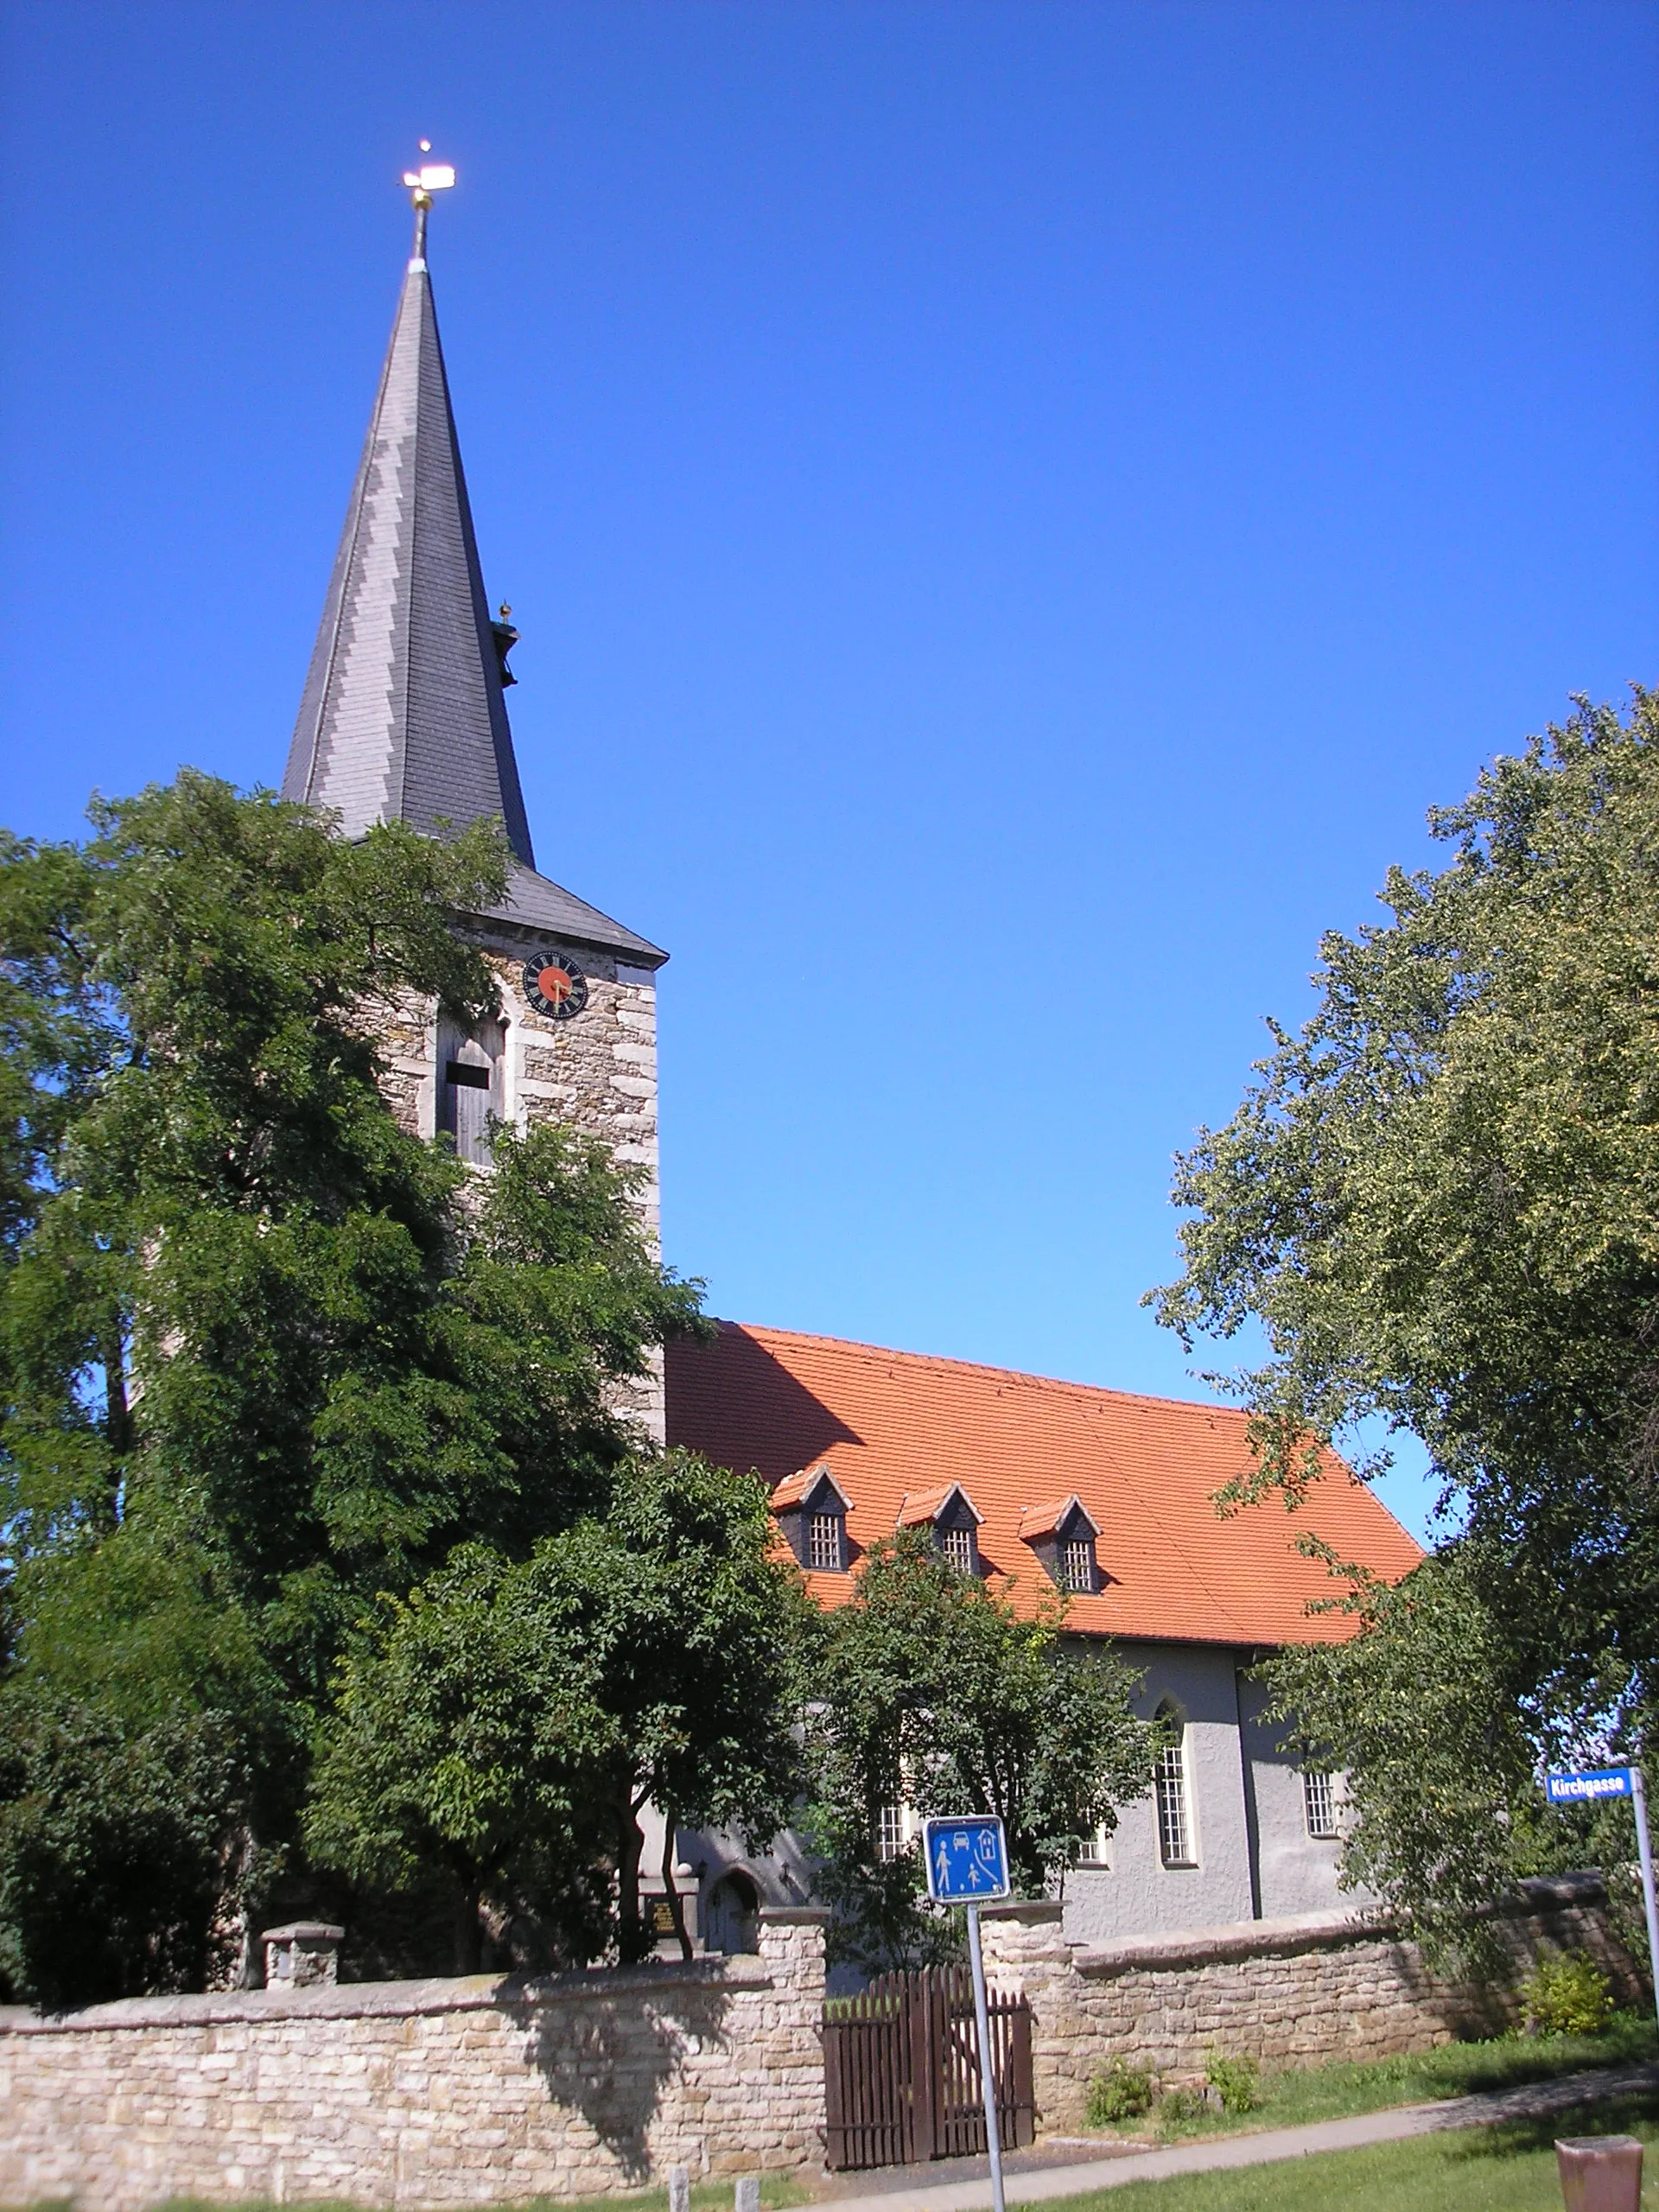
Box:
[809,1511,844,1572]
[896,1484,983,1575]
[941,1524,975,1573]
[772,1465,852,1573]
[1059,1536,1094,1592]
[1018,1496,1101,1594]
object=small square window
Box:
[808,1512,843,1571]
[1303,1770,1339,1840]
[1059,1537,1094,1592]
[1071,1826,1111,1867]
[940,1524,975,1573]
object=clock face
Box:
[522,950,589,1021]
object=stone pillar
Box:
[753,1908,830,2170]
[756,1904,830,1997]
[977,1899,1088,2133]
[262,1922,345,1989]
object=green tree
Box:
[0,775,703,2003]
[804,1529,1150,1974]
[301,1541,614,1974]
[305,1453,807,1969]
[0,1526,288,2009]
[1152,693,1659,1939]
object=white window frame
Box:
[1154,1706,1196,1867]
[940,1523,975,1573]
[1071,1823,1112,1869]
[1059,1536,1094,1592]
[1302,1768,1340,1840]
[808,1511,843,1571]
[875,1802,920,1862]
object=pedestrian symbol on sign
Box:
[923,1815,1011,1904]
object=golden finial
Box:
[402,141,454,265]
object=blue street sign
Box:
[1541,1763,1659,2040]
[1545,1767,1637,1806]
[923,1815,1011,1904]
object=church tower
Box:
[283,162,667,1431]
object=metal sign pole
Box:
[964,1903,1007,2212]
[1631,1767,1659,2031]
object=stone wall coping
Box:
[758,1905,834,1926]
[1070,1907,1392,1977]
[1516,1870,1608,1909]
[0,1953,774,2036]
[1065,1872,1610,1979]
[261,1921,345,1942]
[978,1899,1065,1924]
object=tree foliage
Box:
[0,776,707,2003]
[1152,694,1659,1935]
[305,1453,808,1971]
[804,1529,1151,1974]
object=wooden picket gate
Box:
[822,1966,1035,2171]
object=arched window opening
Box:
[703,1869,760,1955]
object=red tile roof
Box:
[666,1322,1423,1648]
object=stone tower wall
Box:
[372,921,665,1442]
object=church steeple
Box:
[282,162,535,867]
[283,161,664,968]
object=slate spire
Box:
[282,186,535,868]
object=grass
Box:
[1084,2014,1659,2145]
[1029,2092,1659,2209]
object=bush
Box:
[1157,2085,1209,2125]
[1087,2056,1156,2124]
[1520,1951,1616,2037]
[1205,2049,1261,2114]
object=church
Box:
[283,167,1421,1961]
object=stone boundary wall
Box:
[978,1873,1647,2132]
[0,1910,829,2212]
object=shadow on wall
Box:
[517,1977,734,2181]
[666,1325,864,1484]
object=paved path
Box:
[815,2060,1659,2210]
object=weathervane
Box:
[403,140,455,265]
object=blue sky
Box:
[3,3,1656,1542]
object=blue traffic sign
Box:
[1545,1767,1637,1806]
[924,1815,1011,1903]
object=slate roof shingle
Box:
[665,1321,1424,1647]
[283,248,665,969]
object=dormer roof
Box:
[895,1484,982,1529]
[771,1465,853,1515]
[1019,1495,1100,1543]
